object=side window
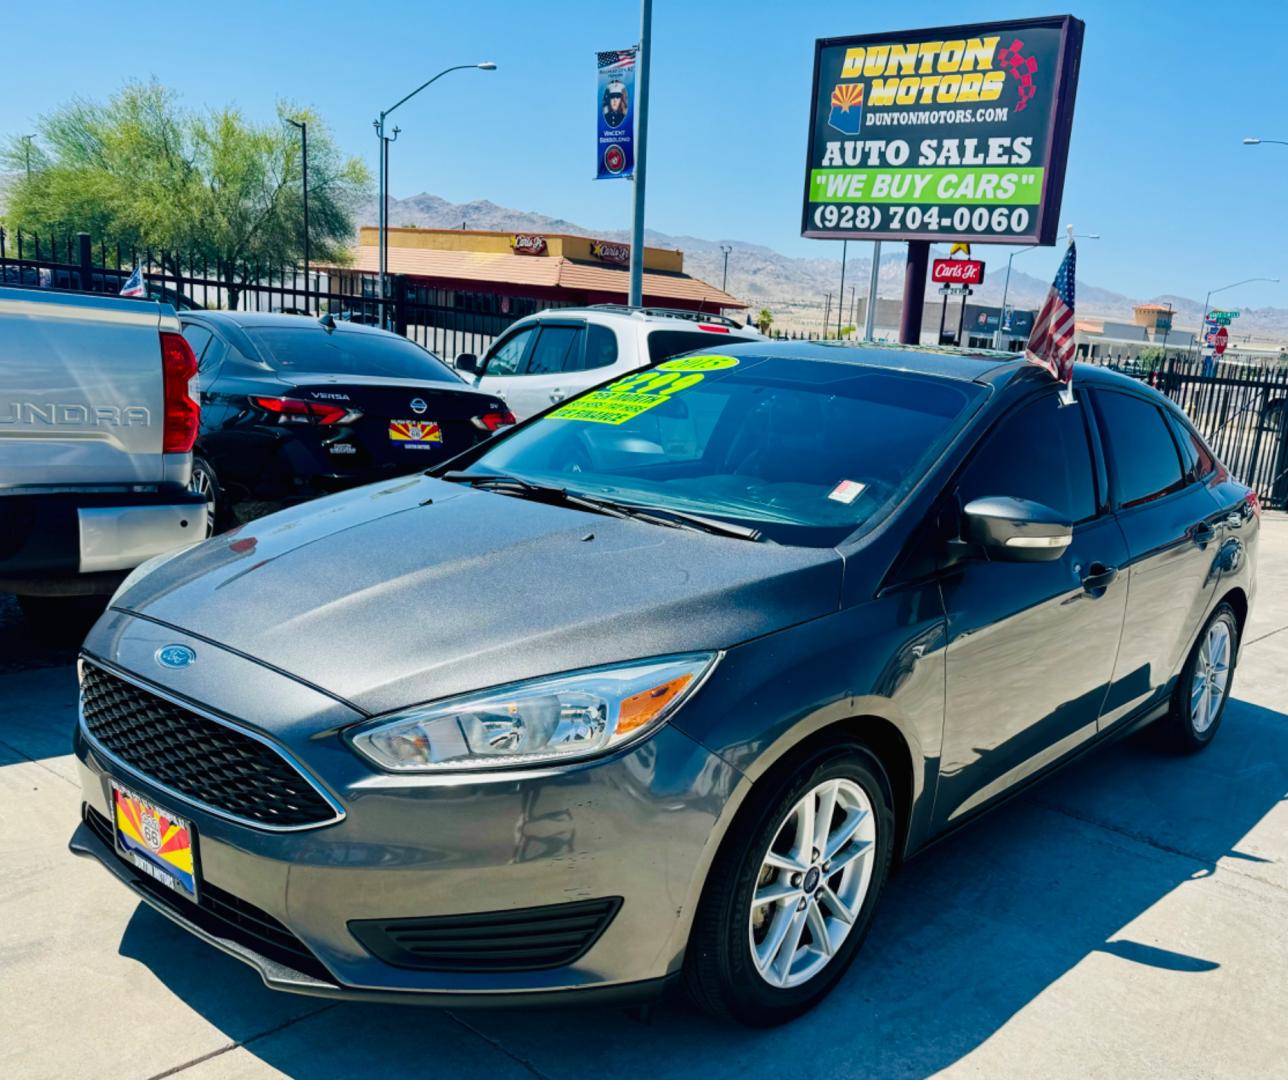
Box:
[525,325,584,376]
[483,327,535,376]
[581,324,620,372]
[958,393,1098,523]
[1094,391,1187,509]
[1173,416,1217,481]
[181,324,214,366]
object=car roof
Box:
[692,341,1166,393]
[520,305,762,333]
[186,310,392,336]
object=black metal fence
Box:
[0,228,525,363]
[5,229,1288,506]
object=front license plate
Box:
[110,781,199,902]
[389,419,442,447]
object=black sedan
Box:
[178,311,514,529]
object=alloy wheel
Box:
[748,777,876,989]
[1190,618,1232,734]
[188,464,217,537]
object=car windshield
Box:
[243,327,460,383]
[462,354,983,546]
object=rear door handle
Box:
[1081,563,1118,594]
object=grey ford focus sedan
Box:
[70,343,1257,1024]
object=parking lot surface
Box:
[2,518,1286,1080]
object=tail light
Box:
[251,396,361,425]
[472,409,517,433]
[160,332,200,453]
[1247,491,1261,519]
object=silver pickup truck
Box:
[0,286,208,628]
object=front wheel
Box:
[684,744,894,1025]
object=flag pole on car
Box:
[1025,224,1079,406]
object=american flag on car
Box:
[1025,241,1077,386]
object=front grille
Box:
[349,897,623,972]
[80,661,338,829]
[83,805,330,980]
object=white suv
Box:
[453,306,763,420]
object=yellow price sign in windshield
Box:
[550,355,739,425]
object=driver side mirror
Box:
[961,496,1072,562]
[455,352,479,374]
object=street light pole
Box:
[628,0,653,307]
[374,62,496,318]
[21,134,34,178]
[991,232,1100,350]
[719,244,732,292]
[286,119,309,307]
[837,239,847,338]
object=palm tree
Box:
[756,308,773,334]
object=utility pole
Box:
[863,240,881,341]
[720,244,732,292]
[374,63,496,319]
[287,119,309,306]
[823,291,832,337]
[837,240,848,338]
[628,0,653,306]
[21,134,34,178]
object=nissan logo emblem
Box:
[410,398,428,415]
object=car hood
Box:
[112,475,843,715]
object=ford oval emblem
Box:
[410,397,428,415]
[156,645,196,670]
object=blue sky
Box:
[4,0,1287,307]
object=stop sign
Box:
[1214,326,1229,355]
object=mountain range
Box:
[359,192,1288,343]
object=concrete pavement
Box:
[2,518,1286,1079]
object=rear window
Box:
[243,327,460,383]
[647,329,757,364]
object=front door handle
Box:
[1192,522,1217,545]
[1081,563,1118,595]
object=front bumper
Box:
[72,612,740,1004]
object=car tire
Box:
[683,742,894,1025]
[188,454,224,537]
[1164,602,1239,753]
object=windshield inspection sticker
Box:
[550,357,740,425]
[828,479,866,504]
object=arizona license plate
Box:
[111,781,199,902]
[389,419,442,446]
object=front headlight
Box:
[348,653,718,773]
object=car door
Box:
[935,388,1130,828]
[504,321,587,418]
[473,324,538,408]
[1090,388,1226,727]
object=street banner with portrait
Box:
[596,48,637,180]
[802,16,1084,244]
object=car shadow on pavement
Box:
[115,697,1287,1080]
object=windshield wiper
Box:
[441,471,765,542]
[440,471,636,520]
[559,493,766,542]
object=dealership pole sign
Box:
[596,48,637,180]
[802,16,1084,245]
